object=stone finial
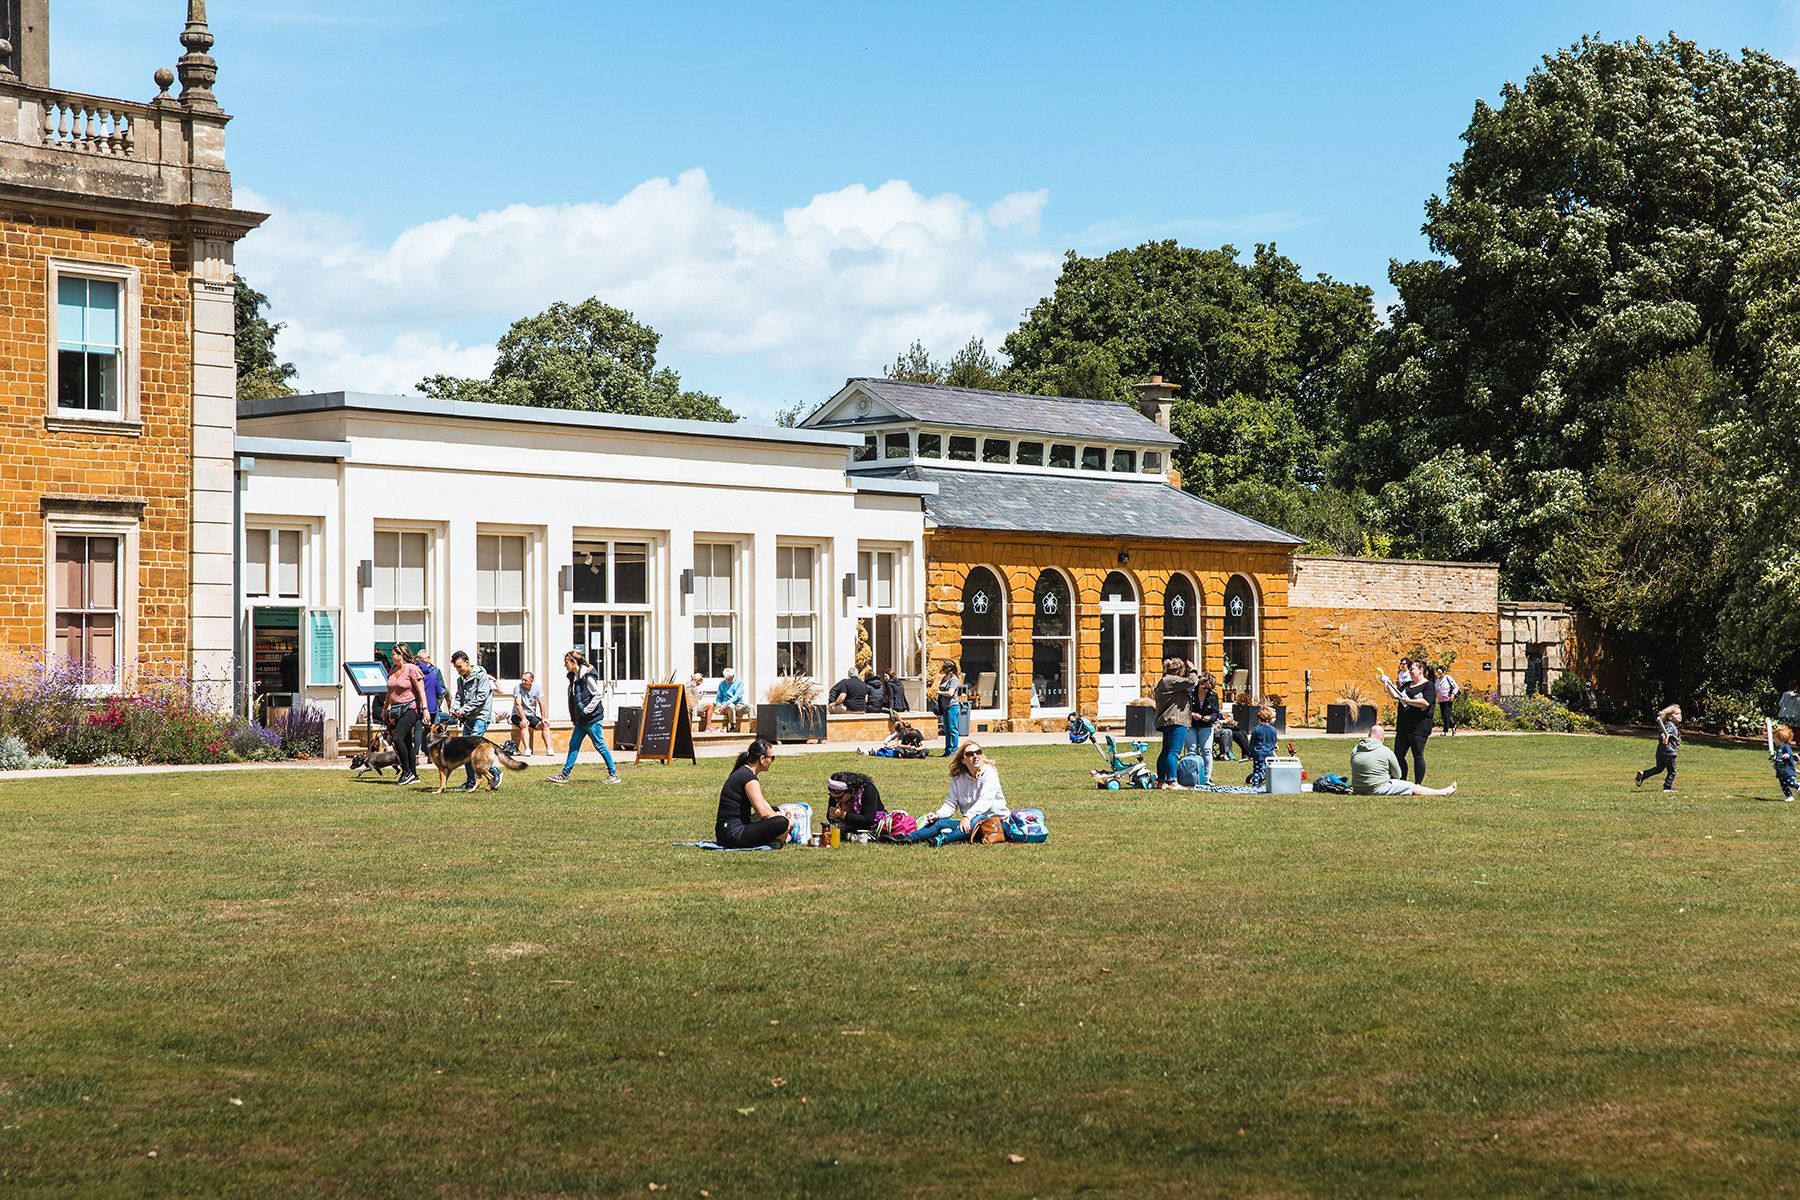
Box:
[177,0,219,106]
[154,66,175,96]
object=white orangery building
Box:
[234,393,930,730]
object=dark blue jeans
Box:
[1157,725,1188,783]
[903,816,969,846]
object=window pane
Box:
[961,568,1002,638]
[87,615,117,683]
[88,538,118,611]
[86,280,120,349]
[245,529,270,597]
[276,530,301,597]
[1016,441,1044,466]
[399,533,427,606]
[1049,444,1076,469]
[1143,452,1163,473]
[86,351,119,412]
[856,550,872,607]
[1164,576,1197,639]
[55,536,84,607]
[875,552,893,610]
[499,537,524,608]
[948,436,977,462]
[1225,577,1256,639]
[1113,449,1137,473]
[917,433,942,458]
[884,432,910,459]
[573,542,608,604]
[57,349,86,409]
[1032,640,1070,710]
[476,536,498,607]
[615,542,648,604]
[56,613,81,666]
[399,610,427,646]
[1081,446,1106,471]
[1033,572,1071,639]
[982,439,1011,464]
[58,276,87,347]
[1099,614,1116,674]
[856,435,877,462]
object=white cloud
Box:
[235,171,1063,417]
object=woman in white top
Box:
[905,742,1010,845]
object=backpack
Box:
[1004,808,1049,844]
[1175,753,1206,788]
[875,810,916,841]
[500,738,520,757]
[777,803,812,844]
[1313,773,1351,795]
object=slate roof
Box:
[827,378,1184,447]
[867,466,1304,545]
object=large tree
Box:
[1347,36,1800,593]
[883,337,1005,389]
[421,298,736,422]
[1001,241,1375,492]
[234,276,297,401]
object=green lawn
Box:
[2,735,1797,1198]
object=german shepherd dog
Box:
[423,720,529,793]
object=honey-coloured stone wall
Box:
[1286,555,1500,717]
[925,530,1298,731]
[0,203,195,677]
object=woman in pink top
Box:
[385,643,428,785]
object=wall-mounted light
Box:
[558,565,574,595]
[1117,551,1131,566]
[356,559,373,589]
[842,572,858,599]
[681,568,696,597]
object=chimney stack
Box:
[1133,374,1180,432]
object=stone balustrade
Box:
[38,90,148,158]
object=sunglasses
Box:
[961,748,984,758]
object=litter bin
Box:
[614,706,642,751]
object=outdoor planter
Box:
[1325,703,1352,734]
[1124,704,1158,738]
[1232,703,1288,733]
[757,703,827,744]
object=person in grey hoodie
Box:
[1351,725,1458,796]
[448,651,501,792]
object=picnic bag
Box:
[1312,773,1351,795]
[1003,808,1049,843]
[777,802,812,844]
[875,810,916,841]
[971,816,1008,844]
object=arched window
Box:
[1031,571,1074,712]
[1097,571,1140,717]
[1222,575,1259,696]
[1162,574,1199,666]
[960,567,1005,712]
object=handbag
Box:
[972,816,1008,844]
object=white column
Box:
[188,234,238,706]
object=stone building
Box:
[0,1,260,694]
[804,377,1304,728]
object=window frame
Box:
[571,536,655,693]
[692,540,741,680]
[371,527,434,664]
[44,512,138,695]
[475,531,531,685]
[245,526,307,602]
[46,258,141,430]
[776,542,821,682]
[1030,569,1076,715]
[959,565,1007,715]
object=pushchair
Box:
[1090,734,1155,790]
[1066,712,1096,744]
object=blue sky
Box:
[55,1,1800,419]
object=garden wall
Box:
[1286,556,1500,723]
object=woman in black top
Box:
[1394,657,1436,783]
[826,770,883,833]
[715,739,790,849]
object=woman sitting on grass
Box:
[826,771,883,834]
[905,742,1010,845]
[714,739,790,849]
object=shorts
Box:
[1370,780,1415,795]
[517,714,545,729]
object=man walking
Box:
[448,651,501,792]
[415,650,446,760]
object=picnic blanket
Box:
[674,840,780,852]
[1191,782,1266,795]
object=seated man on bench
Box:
[701,667,751,732]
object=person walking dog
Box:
[447,651,501,793]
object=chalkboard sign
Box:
[635,683,696,764]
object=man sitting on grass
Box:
[1352,725,1457,796]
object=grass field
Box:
[2,733,1797,1198]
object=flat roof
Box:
[239,392,864,451]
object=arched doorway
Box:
[1097,571,1140,718]
[1222,575,1259,697]
[1031,570,1074,713]
[1162,573,1199,667]
[960,567,1005,713]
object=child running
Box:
[1772,724,1797,802]
[1633,704,1682,792]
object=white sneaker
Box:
[606,774,623,784]
[545,773,569,785]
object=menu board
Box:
[306,609,339,687]
[635,683,696,764]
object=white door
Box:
[1097,573,1140,719]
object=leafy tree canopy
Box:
[883,337,1005,389]
[420,299,736,423]
[1000,240,1375,491]
[234,277,297,401]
